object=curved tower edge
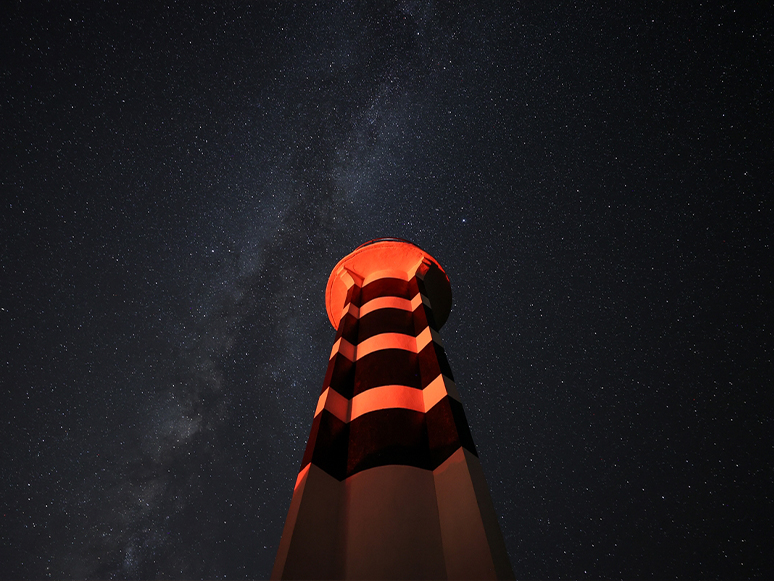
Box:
[326,238,452,330]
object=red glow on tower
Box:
[272,238,513,579]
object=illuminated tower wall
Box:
[272,239,513,580]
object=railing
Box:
[354,237,416,251]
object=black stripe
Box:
[417,341,455,383]
[407,276,421,297]
[324,343,454,398]
[301,396,476,480]
[358,308,415,341]
[302,410,349,480]
[323,353,355,398]
[418,302,441,330]
[344,283,361,309]
[347,408,428,475]
[360,278,412,304]
[356,304,439,342]
[415,279,444,329]
[337,311,359,346]
[426,396,478,466]
[353,350,422,395]
[411,302,439,332]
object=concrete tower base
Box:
[273,448,512,579]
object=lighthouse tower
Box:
[272,238,513,579]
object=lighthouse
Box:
[272,238,513,579]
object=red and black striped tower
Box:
[272,238,513,579]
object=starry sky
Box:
[2,2,772,579]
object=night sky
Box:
[2,2,772,579]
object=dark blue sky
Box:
[2,2,771,579]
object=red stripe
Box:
[329,326,440,361]
[315,374,456,422]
